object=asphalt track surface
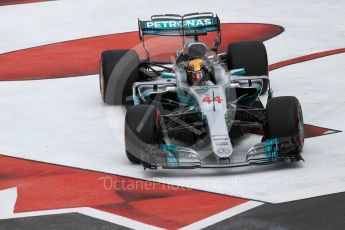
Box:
[205,192,345,230]
[0,213,131,230]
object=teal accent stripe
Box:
[265,138,279,159]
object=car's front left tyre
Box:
[124,105,160,164]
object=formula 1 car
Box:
[99,12,304,169]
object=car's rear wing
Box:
[138,12,221,60]
[138,12,221,39]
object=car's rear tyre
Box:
[125,105,160,164]
[265,96,304,152]
[99,49,141,105]
[227,41,269,94]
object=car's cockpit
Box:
[175,40,227,87]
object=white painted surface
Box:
[179,201,263,230]
[0,188,17,217]
[0,0,344,204]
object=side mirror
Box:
[213,38,220,49]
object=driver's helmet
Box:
[187,58,205,86]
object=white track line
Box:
[0,188,17,217]
[179,201,263,230]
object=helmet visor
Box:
[191,71,202,81]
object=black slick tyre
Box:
[265,96,304,153]
[124,105,160,164]
[99,49,140,105]
[227,41,269,94]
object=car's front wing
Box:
[142,136,303,169]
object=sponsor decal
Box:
[213,137,229,141]
[215,142,229,146]
[217,148,231,155]
[145,18,212,29]
[192,85,209,90]
[160,144,177,151]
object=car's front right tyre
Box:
[265,96,304,154]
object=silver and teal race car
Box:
[99,12,304,169]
